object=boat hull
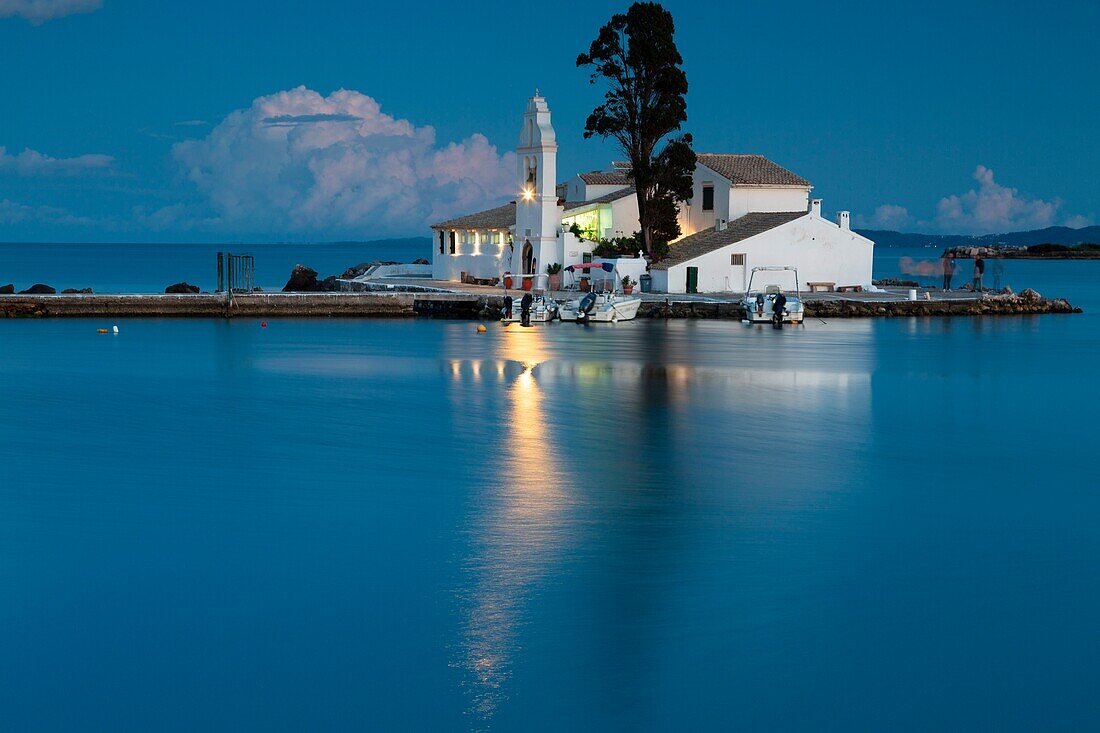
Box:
[501,296,559,324]
[739,296,804,324]
[559,295,641,323]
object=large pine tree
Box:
[577,2,696,257]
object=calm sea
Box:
[0,239,432,294]
[1,244,1098,731]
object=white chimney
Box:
[810,199,822,217]
[836,211,850,230]
[715,218,727,231]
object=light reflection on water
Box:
[1,315,1098,731]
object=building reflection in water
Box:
[444,329,572,726]
[439,324,873,726]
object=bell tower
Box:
[513,91,559,277]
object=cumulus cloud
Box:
[0,0,101,24]
[0,145,113,175]
[931,165,1065,233]
[172,86,516,237]
[0,198,96,226]
[864,166,1093,233]
[858,203,912,230]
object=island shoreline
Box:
[0,292,1082,319]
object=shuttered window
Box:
[731,253,745,266]
[702,185,714,211]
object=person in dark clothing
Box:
[520,292,533,326]
[502,295,513,322]
[942,253,956,290]
[772,292,787,329]
[992,260,1004,290]
[973,257,985,292]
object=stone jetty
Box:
[0,289,1080,320]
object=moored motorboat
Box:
[558,290,641,323]
[501,274,559,325]
[558,262,641,323]
[739,266,804,325]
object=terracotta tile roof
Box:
[432,202,515,230]
[696,154,810,187]
[650,211,807,270]
[578,171,632,185]
[562,187,636,211]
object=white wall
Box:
[431,228,513,281]
[677,162,811,238]
[564,175,629,202]
[679,172,731,237]
[591,257,647,291]
[608,195,640,240]
[560,231,594,269]
[659,215,874,294]
[728,187,809,221]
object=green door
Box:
[686,266,699,294]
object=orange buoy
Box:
[97,328,108,334]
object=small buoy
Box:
[476,324,487,333]
[112,325,119,334]
[261,321,268,328]
[97,328,108,334]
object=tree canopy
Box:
[577,2,696,257]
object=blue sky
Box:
[1,0,1097,242]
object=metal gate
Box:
[216,252,256,296]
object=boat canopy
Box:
[565,262,614,272]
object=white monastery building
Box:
[431,93,873,294]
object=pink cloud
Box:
[866,166,1093,234]
[0,0,101,24]
[173,86,516,237]
[0,145,113,175]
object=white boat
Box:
[501,274,559,324]
[739,266,805,325]
[559,291,642,323]
[558,262,641,323]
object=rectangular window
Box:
[449,231,456,254]
[702,185,714,211]
[730,253,745,266]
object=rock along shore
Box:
[0,291,1082,319]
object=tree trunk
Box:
[636,188,651,256]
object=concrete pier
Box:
[0,288,1081,319]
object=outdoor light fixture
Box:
[522,187,534,201]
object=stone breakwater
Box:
[0,291,1082,319]
[632,295,1080,320]
[0,293,481,319]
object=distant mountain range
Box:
[855,225,1100,248]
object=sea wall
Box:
[0,292,1081,319]
[0,293,490,319]
[635,296,1080,319]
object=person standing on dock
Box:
[942,252,956,290]
[974,257,985,292]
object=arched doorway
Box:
[521,240,534,275]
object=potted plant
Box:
[622,275,636,295]
[522,275,533,291]
[503,271,513,289]
[579,277,591,292]
[546,262,563,291]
